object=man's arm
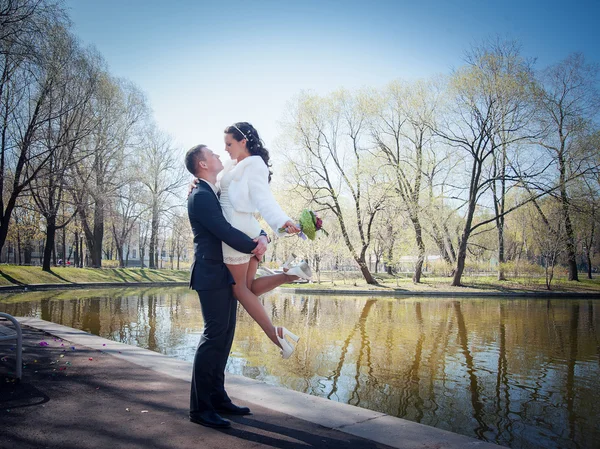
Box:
[192,190,257,254]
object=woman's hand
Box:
[187,178,200,196]
[282,220,301,234]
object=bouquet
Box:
[279,209,328,240]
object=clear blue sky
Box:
[64,0,600,160]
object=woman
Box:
[218,122,311,359]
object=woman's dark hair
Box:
[224,122,272,182]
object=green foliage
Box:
[299,209,316,240]
[499,261,545,278]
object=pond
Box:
[1,286,598,449]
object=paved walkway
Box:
[0,318,504,449]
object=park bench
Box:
[0,312,22,380]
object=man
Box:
[185,144,292,429]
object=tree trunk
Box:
[586,219,595,280]
[452,236,469,286]
[117,243,125,268]
[497,222,506,281]
[74,233,79,267]
[62,226,66,266]
[586,252,592,280]
[89,197,105,268]
[113,226,125,268]
[24,241,32,265]
[79,235,84,267]
[16,233,21,265]
[558,151,578,281]
[356,256,377,284]
[0,199,18,257]
[149,206,159,269]
[119,246,125,267]
[564,212,578,281]
[443,223,457,264]
[451,155,481,287]
[43,216,57,272]
[431,221,454,266]
[412,216,425,283]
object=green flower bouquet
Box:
[279,209,328,240]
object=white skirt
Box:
[221,207,262,265]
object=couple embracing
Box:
[185,122,312,429]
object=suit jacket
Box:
[219,156,291,233]
[187,179,258,291]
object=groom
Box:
[185,144,270,429]
[185,143,300,430]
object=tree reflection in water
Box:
[1,287,599,449]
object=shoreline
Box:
[0,281,188,293]
[0,281,598,298]
[278,287,600,298]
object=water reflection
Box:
[1,287,599,449]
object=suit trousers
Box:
[190,286,237,415]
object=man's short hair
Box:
[185,144,207,175]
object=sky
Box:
[64,0,600,163]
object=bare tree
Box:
[0,1,73,255]
[422,152,459,270]
[474,40,537,281]
[534,53,600,281]
[137,212,150,269]
[435,43,542,286]
[372,79,441,282]
[0,1,65,60]
[28,27,99,271]
[530,200,567,289]
[137,128,185,269]
[284,90,388,284]
[110,180,146,268]
[73,75,147,267]
[572,169,600,280]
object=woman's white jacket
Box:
[220,156,291,233]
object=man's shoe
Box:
[214,402,252,416]
[189,411,231,428]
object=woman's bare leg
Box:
[246,257,260,290]
[248,260,297,297]
[245,258,298,338]
[227,261,280,347]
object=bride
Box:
[218,122,311,358]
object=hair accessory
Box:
[232,124,248,140]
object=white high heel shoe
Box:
[276,327,300,359]
[282,253,297,270]
[285,261,313,281]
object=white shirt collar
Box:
[198,178,219,197]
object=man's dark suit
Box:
[187,179,258,416]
